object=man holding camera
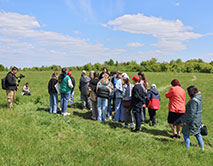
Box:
[5,66,19,109]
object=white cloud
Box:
[127,42,144,47]
[72,30,81,35]
[104,13,205,54]
[0,11,126,67]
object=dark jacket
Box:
[48,78,58,94]
[5,72,17,90]
[70,76,75,93]
[146,88,160,110]
[89,78,99,93]
[96,80,111,99]
[79,75,91,96]
[131,84,146,108]
[182,93,202,136]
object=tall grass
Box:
[0,71,212,166]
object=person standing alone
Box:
[5,66,19,109]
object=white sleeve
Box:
[68,79,73,88]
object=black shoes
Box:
[170,134,181,139]
[132,129,140,133]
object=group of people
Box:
[3,66,205,150]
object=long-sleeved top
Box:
[122,84,133,101]
[60,75,73,94]
[182,93,202,136]
[165,86,185,113]
[5,72,17,90]
[131,84,146,108]
[115,79,123,98]
[48,78,58,94]
[79,75,91,96]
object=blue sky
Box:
[0,0,213,67]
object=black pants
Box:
[148,108,156,125]
[133,107,142,130]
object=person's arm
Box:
[68,79,73,88]
[165,88,173,98]
[184,100,198,125]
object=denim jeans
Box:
[97,97,108,122]
[141,107,146,124]
[61,93,69,113]
[107,96,112,118]
[183,133,204,148]
[69,91,74,103]
[49,93,58,113]
[114,98,124,121]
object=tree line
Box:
[1,58,213,73]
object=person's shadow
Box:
[73,111,91,119]
[142,127,170,137]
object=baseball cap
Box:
[67,71,72,76]
[131,75,140,81]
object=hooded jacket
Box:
[79,75,91,96]
[146,88,160,110]
[182,93,202,136]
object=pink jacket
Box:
[165,86,186,113]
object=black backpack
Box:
[1,77,6,90]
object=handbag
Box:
[200,124,208,136]
[123,100,132,108]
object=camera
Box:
[16,74,25,83]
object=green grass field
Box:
[0,71,212,166]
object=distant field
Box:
[0,71,212,166]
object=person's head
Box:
[61,67,67,74]
[82,70,86,76]
[89,71,95,79]
[25,82,29,87]
[138,71,146,81]
[123,77,130,85]
[131,75,140,84]
[52,72,58,78]
[151,84,157,89]
[67,71,72,77]
[187,85,199,98]
[171,79,181,87]
[117,71,122,79]
[11,66,18,74]
[102,67,108,73]
[101,73,109,84]
[94,71,99,79]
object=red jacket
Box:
[165,86,186,113]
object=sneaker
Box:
[108,116,112,120]
[130,123,135,129]
[62,112,70,116]
[123,124,128,128]
[141,123,145,127]
[91,116,96,120]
